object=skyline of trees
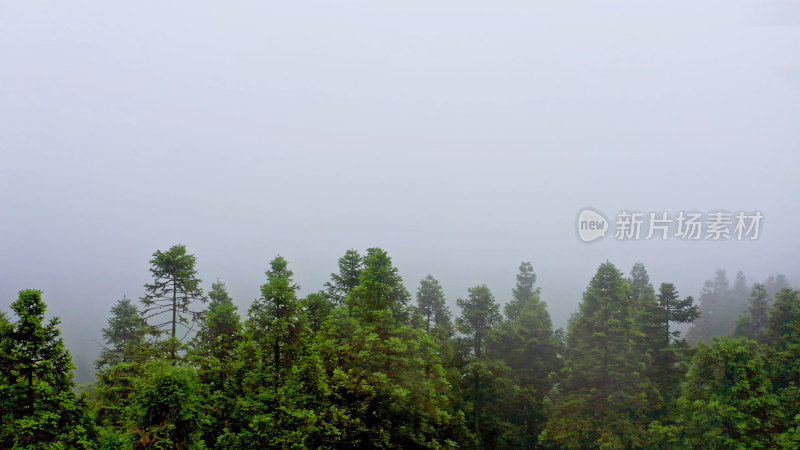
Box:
[1,245,797,448]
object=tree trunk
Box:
[172,278,177,361]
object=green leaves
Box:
[7,251,799,449]
[542,262,658,449]
[141,244,207,360]
[0,290,93,449]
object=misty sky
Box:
[1,1,799,380]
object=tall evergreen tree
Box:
[298,291,334,333]
[505,262,541,321]
[140,244,207,360]
[765,274,790,300]
[198,280,241,343]
[457,285,501,359]
[628,262,656,311]
[456,285,502,442]
[96,296,149,370]
[325,249,364,305]
[127,361,210,449]
[658,283,700,343]
[306,250,467,447]
[0,290,93,448]
[347,248,411,324]
[248,255,300,377]
[663,338,782,449]
[653,283,699,405]
[733,283,769,341]
[764,288,800,446]
[542,263,657,449]
[688,270,738,344]
[627,263,661,380]
[187,280,241,446]
[489,263,560,447]
[416,274,452,334]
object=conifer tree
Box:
[96,296,149,370]
[542,263,657,448]
[733,283,769,341]
[489,263,560,447]
[347,248,411,324]
[325,249,363,305]
[248,255,300,377]
[0,289,93,448]
[504,262,541,321]
[764,288,800,446]
[416,274,452,335]
[140,244,207,360]
[665,338,781,448]
[456,285,502,441]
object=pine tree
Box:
[416,274,452,335]
[0,289,93,448]
[654,283,699,405]
[456,285,502,442]
[505,262,541,321]
[627,263,661,381]
[248,255,300,378]
[542,263,657,449]
[733,284,769,341]
[185,280,241,446]
[688,270,738,344]
[96,296,149,370]
[198,280,241,344]
[765,274,790,300]
[457,285,500,359]
[140,244,207,360]
[298,291,334,333]
[325,249,363,305]
[489,263,560,447]
[347,248,411,325]
[764,288,800,446]
[665,338,781,448]
[296,249,466,447]
[127,361,210,448]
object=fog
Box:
[1,0,799,382]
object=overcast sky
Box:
[1,1,799,380]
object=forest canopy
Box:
[1,245,798,449]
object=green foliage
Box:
[505,262,541,321]
[324,249,363,305]
[542,262,658,449]
[733,284,770,342]
[298,291,334,333]
[664,338,782,449]
[96,297,149,370]
[141,244,207,360]
[765,288,800,443]
[0,289,94,449]
[456,285,500,359]
[766,288,800,349]
[95,362,145,428]
[416,274,453,336]
[196,280,240,348]
[652,282,700,406]
[8,251,799,449]
[485,262,561,447]
[347,248,412,324]
[248,255,301,378]
[315,307,466,448]
[127,361,210,449]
